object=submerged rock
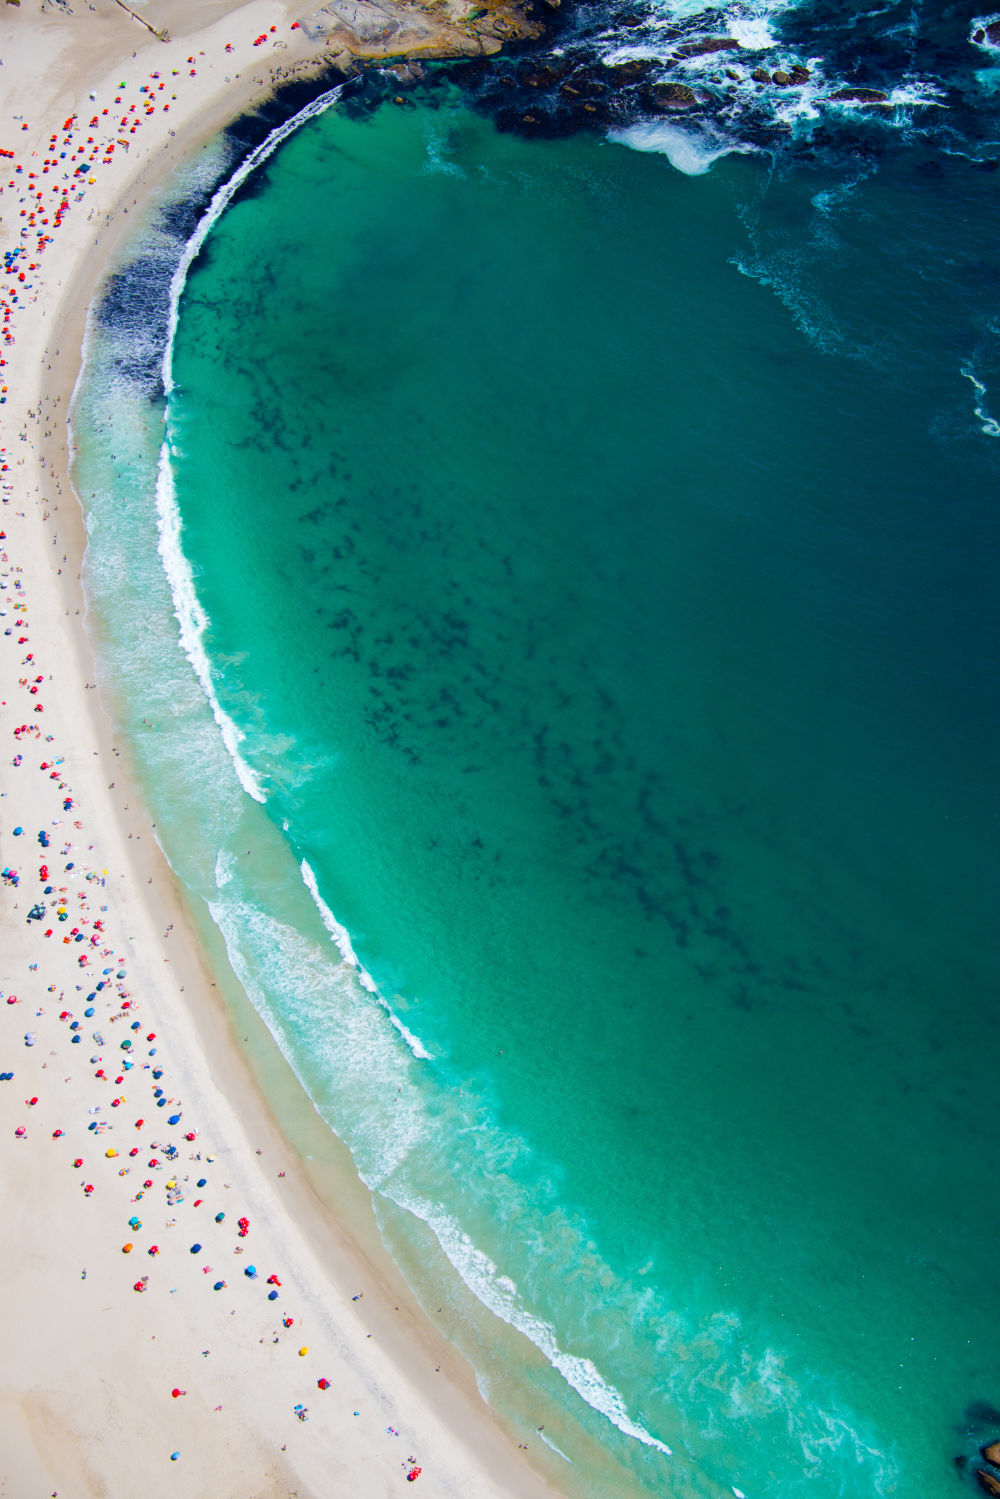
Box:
[977,1470,1000,1497]
[983,1441,1000,1465]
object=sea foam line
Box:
[300,858,435,1061]
[391,1185,675,1460]
[960,361,1000,436]
[154,82,346,805]
[146,80,671,1467]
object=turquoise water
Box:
[75,76,1000,1499]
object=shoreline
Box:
[0,3,569,1495]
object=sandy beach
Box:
[0,3,563,1495]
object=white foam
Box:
[538,1431,575,1463]
[608,122,760,175]
[154,441,267,802]
[961,362,1000,436]
[599,43,670,65]
[971,11,1000,49]
[154,84,347,807]
[390,1186,674,1458]
[420,124,466,178]
[300,859,434,1059]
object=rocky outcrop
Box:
[674,36,740,58]
[976,1469,1000,1497]
[983,1442,1000,1466]
[827,86,889,102]
[649,82,698,111]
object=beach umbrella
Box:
[213,1281,225,1291]
[267,1290,278,1301]
[122,1243,133,1253]
[128,1216,141,1228]
[215,1212,225,1223]
[167,1114,181,1125]
[298,1347,308,1357]
[317,1378,330,1390]
[244,1265,257,1278]
[190,1244,201,1254]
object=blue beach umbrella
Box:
[168,1114,181,1125]
[190,1243,201,1254]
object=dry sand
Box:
[0,3,564,1495]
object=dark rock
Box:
[725,68,741,80]
[827,86,889,102]
[519,61,569,87]
[559,68,606,97]
[988,20,1000,43]
[977,1470,1000,1497]
[649,82,698,111]
[983,1442,1000,1466]
[675,36,740,58]
[772,69,791,84]
[605,59,650,84]
[751,67,770,83]
[788,65,810,83]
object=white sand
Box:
[0,4,563,1494]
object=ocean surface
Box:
[72,6,1000,1496]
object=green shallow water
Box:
[77,89,1000,1499]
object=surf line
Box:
[155,81,347,804]
[960,361,1000,437]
